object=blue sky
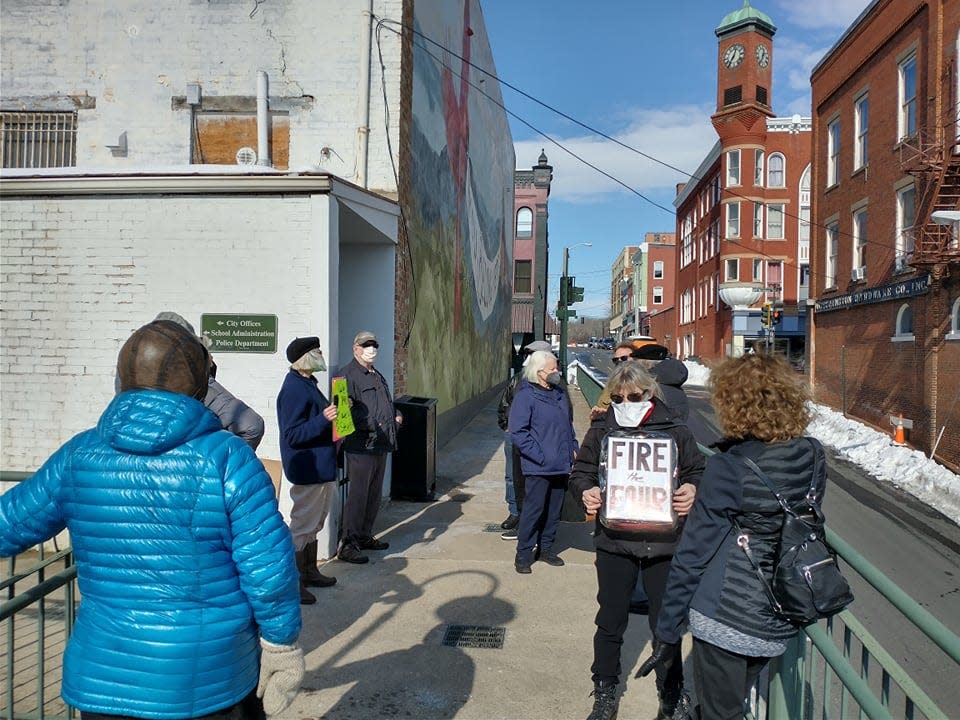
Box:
[482,0,873,318]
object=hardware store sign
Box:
[201,314,277,353]
[814,275,930,314]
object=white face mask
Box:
[612,400,654,428]
[360,346,377,363]
[307,349,326,372]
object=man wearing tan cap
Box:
[337,330,403,564]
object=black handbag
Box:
[733,442,854,624]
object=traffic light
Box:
[562,275,585,306]
[772,306,783,326]
[761,302,772,328]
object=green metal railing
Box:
[571,359,960,720]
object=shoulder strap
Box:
[740,455,794,515]
[732,517,783,615]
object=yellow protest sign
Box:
[331,376,355,441]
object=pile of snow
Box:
[682,361,960,525]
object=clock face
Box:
[723,43,745,68]
[756,44,770,68]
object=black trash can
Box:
[391,395,438,501]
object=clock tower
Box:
[712,0,776,138]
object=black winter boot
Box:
[302,541,337,587]
[586,680,619,720]
[293,550,317,605]
[655,686,681,720]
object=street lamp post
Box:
[559,242,592,370]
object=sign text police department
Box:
[814,275,931,313]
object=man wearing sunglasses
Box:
[338,330,403,564]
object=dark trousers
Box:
[81,688,265,720]
[342,452,387,545]
[592,549,681,693]
[692,638,769,720]
[515,473,566,561]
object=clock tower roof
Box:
[716,0,776,38]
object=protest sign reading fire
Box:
[599,431,679,535]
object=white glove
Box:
[257,638,304,716]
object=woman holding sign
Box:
[570,363,704,720]
[277,336,339,605]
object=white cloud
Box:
[772,0,872,30]
[514,105,717,203]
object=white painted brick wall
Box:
[0,0,403,190]
[0,194,330,472]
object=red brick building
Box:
[632,232,677,340]
[672,2,811,363]
[810,0,959,469]
[511,150,556,353]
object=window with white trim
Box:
[896,184,916,267]
[827,119,840,186]
[947,297,960,340]
[681,215,694,266]
[899,54,917,140]
[1,111,78,168]
[754,203,764,237]
[753,258,763,281]
[709,274,715,306]
[725,258,740,281]
[516,207,533,238]
[894,303,914,340]
[853,207,868,271]
[726,149,741,186]
[767,203,784,240]
[653,286,664,305]
[767,153,785,188]
[754,150,764,186]
[826,222,839,287]
[653,260,664,279]
[711,175,722,205]
[854,94,869,169]
[681,289,693,324]
[727,202,740,238]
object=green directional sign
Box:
[201,314,278,353]
[557,308,578,320]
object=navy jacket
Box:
[508,380,578,476]
[277,370,337,484]
[656,437,826,644]
[650,359,689,424]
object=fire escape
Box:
[899,126,960,273]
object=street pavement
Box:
[288,385,683,720]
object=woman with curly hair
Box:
[640,352,827,720]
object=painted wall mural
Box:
[406,0,514,412]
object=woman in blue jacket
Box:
[0,321,303,719]
[508,350,578,574]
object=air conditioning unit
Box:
[851,266,867,282]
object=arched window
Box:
[767,153,785,187]
[516,207,533,238]
[947,297,960,340]
[893,303,914,341]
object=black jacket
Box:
[650,359,689,424]
[656,437,826,644]
[340,358,398,454]
[569,400,705,559]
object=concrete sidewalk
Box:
[288,387,689,720]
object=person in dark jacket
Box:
[508,350,578,574]
[338,330,402,564]
[634,344,690,424]
[277,336,339,604]
[496,340,553,535]
[570,362,704,720]
[639,353,825,720]
[0,320,303,718]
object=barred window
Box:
[1,112,78,168]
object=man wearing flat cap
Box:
[277,336,339,603]
[337,330,402,564]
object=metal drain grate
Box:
[441,624,505,649]
[482,523,503,532]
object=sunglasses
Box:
[611,354,636,364]
[359,340,379,349]
[609,392,647,403]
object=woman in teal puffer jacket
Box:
[0,321,302,719]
